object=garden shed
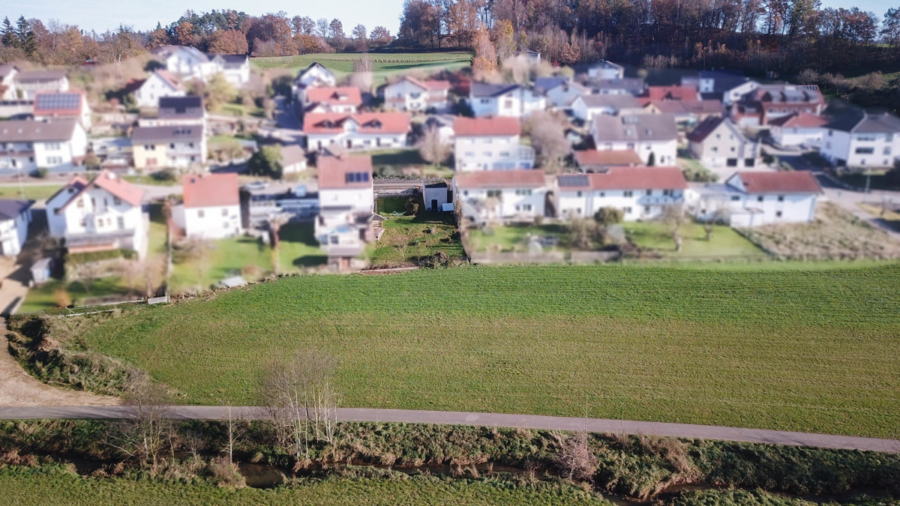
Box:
[423,181,451,212]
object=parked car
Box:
[242,181,269,192]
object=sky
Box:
[3,0,896,36]
[4,0,407,35]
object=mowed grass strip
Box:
[82,264,900,438]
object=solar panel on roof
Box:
[559,175,589,187]
[35,93,81,112]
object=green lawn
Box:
[367,206,463,267]
[0,467,605,506]
[277,223,327,271]
[19,276,134,313]
[623,221,769,259]
[218,102,265,118]
[468,224,569,252]
[78,263,900,438]
[122,174,178,186]
[0,184,63,201]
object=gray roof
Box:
[153,45,210,63]
[0,118,78,142]
[14,70,67,83]
[534,77,568,94]
[577,94,640,109]
[589,60,624,71]
[209,54,248,67]
[585,78,645,92]
[158,96,204,119]
[132,125,204,143]
[0,199,32,220]
[280,144,306,166]
[471,82,521,98]
[0,65,16,79]
[826,112,900,134]
[592,114,678,142]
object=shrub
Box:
[594,207,624,226]
[32,168,49,179]
[405,198,419,215]
[151,169,177,183]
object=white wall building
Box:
[590,114,678,166]
[470,83,546,118]
[292,62,336,103]
[587,60,625,80]
[304,112,410,152]
[45,170,147,257]
[0,199,33,257]
[820,112,900,168]
[134,70,185,108]
[769,112,828,149]
[687,116,760,168]
[556,167,687,221]
[453,117,534,171]
[303,87,362,115]
[383,76,451,112]
[454,169,547,223]
[0,118,87,174]
[571,94,642,122]
[13,71,69,99]
[32,90,92,131]
[534,77,588,109]
[688,171,822,227]
[152,46,250,88]
[181,173,242,239]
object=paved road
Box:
[0,406,896,454]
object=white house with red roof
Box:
[134,70,186,108]
[314,153,376,268]
[688,171,822,227]
[453,169,548,223]
[303,87,362,115]
[45,170,147,257]
[573,150,642,172]
[383,76,451,112]
[33,90,92,130]
[180,173,242,239]
[769,112,828,149]
[556,167,687,221]
[304,112,410,152]
[292,63,337,103]
[453,117,534,172]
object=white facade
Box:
[771,125,824,149]
[454,134,534,171]
[454,184,546,222]
[0,120,88,173]
[0,66,17,100]
[383,78,449,112]
[15,74,69,99]
[571,96,641,122]
[210,55,251,87]
[318,187,374,215]
[593,139,677,166]
[293,63,336,102]
[307,130,407,152]
[134,72,185,108]
[587,61,625,80]
[721,81,758,106]
[471,87,546,118]
[0,205,31,257]
[544,82,587,109]
[557,188,684,221]
[156,47,249,88]
[821,128,900,168]
[688,173,820,227]
[183,204,241,239]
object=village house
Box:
[584,78,646,96]
[179,173,242,239]
[280,144,308,174]
[91,137,133,170]
[453,169,547,223]
[303,112,410,151]
[0,65,19,100]
[689,171,822,227]
[574,150,643,172]
[640,85,701,103]
[590,114,678,166]
[571,94,642,122]
[453,117,534,172]
[422,115,455,144]
[303,87,363,115]
[33,90,92,130]
[315,153,376,270]
[45,170,147,257]
[534,77,588,109]
[131,124,206,169]
[0,118,87,174]
[819,112,900,168]
[687,116,759,168]
[681,71,757,105]
[587,60,625,80]
[139,96,206,127]
[152,46,250,87]
[469,83,546,118]
[768,112,829,149]
[208,54,251,87]
[13,70,69,99]
[0,199,33,256]
[133,70,185,109]
[383,76,452,112]
[730,84,825,127]
[642,100,724,126]
[556,167,687,221]
[292,62,336,103]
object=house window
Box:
[222,208,228,216]
[504,99,513,109]
[576,191,582,197]
[776,211,783,218]
[522,204,532,211]
[483,139,493,144]
[463,190,468,196]
[644,206,651,213]
[855,147,874,155]
[623,190,633,197]
[144,144,156,151]
[117,217,124,230]
[198,210,205,218]
[884,147,892,156]
[731,196,740,201]
[663,189,672,196]
[712,147,718,153]
[114,197,121,205]
[515,189,532,196]
[480,99,490,104]
[483,151,492,157]
[777,195,784,202]
[599,192,605,197]
[487,190,501,198]
[170,143,176,149]
[46,143,60,151]
[624,207,632,214]
[499,151,511,157]
[645,190,652,196]
[77,199,84,208]
[757,196,764,202]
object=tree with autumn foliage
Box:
[208,29,248,54]
[472,24,497,74]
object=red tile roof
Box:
[453,117,521,137]
[317,154,374,190]
[734,171,822,194]
[454,170,546,189]
[768,112,829,128]
[305,87,363,106]
[182,173,240,208]
[574,150,642,168]
[405,76,451,91]
[154,70,183,91]
[58,170,144,210]
[644,85,699,102]
[303,112,410,135]
[558,167,687,190]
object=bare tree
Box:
[117,259,144,296]
[525,111,571,172]
[107,372,172,474]
[662,205,686,253]
[73,261,102,294]
[702,203,724,241]
[259,349,340,461]
[555,430,598,481]
[222,403,248,463]
[417,126,450,168]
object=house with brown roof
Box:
[45,170,148,257]
[13,70,69,99]
[383,76,452,113]
[556,167,687,221]
[315,153,377,270]
[304,87,363,115]
[688,171,822,227]
[304,112,410,152]
[180,173,242,239]
[133,70,185,109]
[453,117,534,172]
[0,118,88,174]
[574,150,642,172]
[768,112,829,149]
[641,85,701,103]
[687,116,759,168]
[453,169,548,223]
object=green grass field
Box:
[468,224,569,252]
[623,222,768,259]
[78,263,900,438]
[0,467,605,506]
[367,206,464,267]
[0,184,63,201]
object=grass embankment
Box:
[623,222,768,259]
[49,262,900,438]
[368,198,463,267]
[0,184,63,201]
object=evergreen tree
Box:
[1,17,19,48]
[15,16,28,43]
[23,29,36,56]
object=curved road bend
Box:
[0,406,897,454]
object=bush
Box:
[32,168,49,179]
[594,207,624,226]
[681,164,718,182]
[405,198,419,215]
[150,169,177,183]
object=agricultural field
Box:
[623,221,768,259]
[251,52,472,86]
[0,467,605,506]
[368,199,463,267]
[74,262,900,438]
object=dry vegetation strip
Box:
[36,263,900,439]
